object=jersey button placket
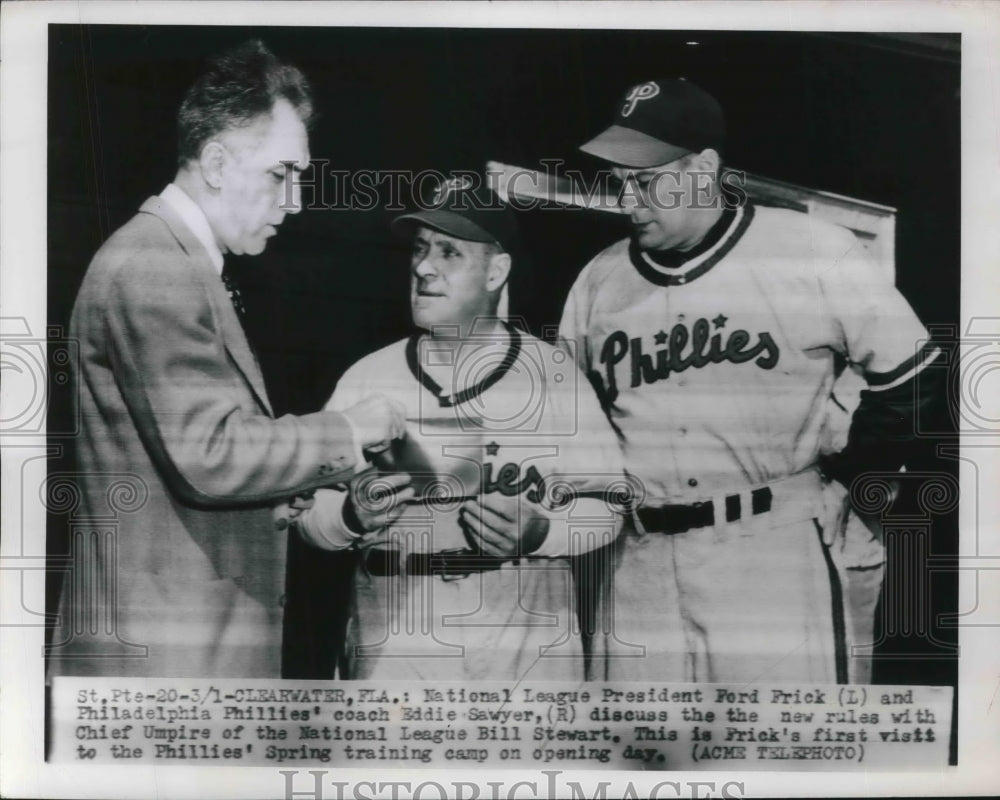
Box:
[661,292,684,492]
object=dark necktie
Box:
[220,262,259,362]
[221,263,248,325]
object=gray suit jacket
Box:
[50,196,356,677]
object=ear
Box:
[694,148,721,175]
[485,251,512,292]
[199,141,227,190]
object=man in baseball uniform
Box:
[559,78,941,683]
[293,182,624,681]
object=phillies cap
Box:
[580,78,725,168]
[392,178,518,253]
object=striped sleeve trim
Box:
[865,342,943,392]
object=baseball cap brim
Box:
[391,210,498,245]
[579,124,693,168]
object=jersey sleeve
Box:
[558,264,621,414]
[557,270,592,375]
[818,235,939,384]
[816,234,943,485]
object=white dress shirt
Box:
[159,183,225,275]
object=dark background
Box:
[47,27,960,695]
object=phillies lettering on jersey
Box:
[559,202,941,501]
[313,321,623,556]
[599,315,780,402]
[481,456,545,503]
[479,450,574,510]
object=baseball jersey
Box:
[559,203,940,504]
[295,322,624,681]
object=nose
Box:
[413,253,437,279]
[628,208,650,226]
[617,183,645,215]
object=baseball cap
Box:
[580,78,725,168]
[392,179,518,253]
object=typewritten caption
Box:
[50,679,952,770]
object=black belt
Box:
[363,548,520,579]
[637,487,773,534]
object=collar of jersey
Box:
[628,203,755,287]
[406,320,522,408]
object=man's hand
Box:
[345,472,415,533]
[819,477,851,547]
[272,491,316,531]
[458,494,550,558]
[341,394,407,456]
[288,491,315,518]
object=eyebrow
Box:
[612,171,656,182]
[414,233,462,251]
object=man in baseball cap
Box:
[579,78,730,253]
[289,177,624,681]
[392,179,519,324]
[560,77,942,684]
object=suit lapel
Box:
[139,197,274,416]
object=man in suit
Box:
[48,40,404,678]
